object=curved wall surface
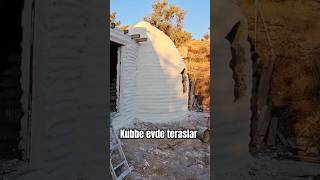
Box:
[131,21,188,123]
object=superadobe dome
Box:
[129,21,189,123]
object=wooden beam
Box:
[130,34,140,39]
[267,117,278,146]
[277,129,289,146]
[135,38,147,43]
[254,105,271,145]
[291,152,320,164]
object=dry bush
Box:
[181,40,210,111]
[244,0,320,146]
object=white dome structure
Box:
[130,21,189,123]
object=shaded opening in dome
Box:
[110,42,122,113]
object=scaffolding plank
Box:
[130,34,140,39]
[135,38,147,43]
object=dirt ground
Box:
[248,156,320,180]
[120,112,210,180]
[0,159,21,179]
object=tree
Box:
[203,32,210,40]
[203,27,210,40]
[144,0,192,47]
[110,12,121,27]
[120,25,129,31]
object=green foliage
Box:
[203,32,210,40]
[144,0,192,47]
[110,12,121,27]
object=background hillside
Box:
[179,40,210,112]
[241,0,320,154]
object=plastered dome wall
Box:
[130,21,189,123]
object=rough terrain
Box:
[121,112,210,180]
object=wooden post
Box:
[188,79,196,110]
[254,105,272,146]
[254,0,259,50]
[267,117,278,146]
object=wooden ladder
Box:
[110,127,133,180]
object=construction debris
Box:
[250,0,320,162]
[196,127,210,143]
[117,112,210,179]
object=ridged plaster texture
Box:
[130,21,189,123]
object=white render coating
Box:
[10,0,108,179]
[213,0,253,178]
[9,2,186,179]
[130,21,189,123]
[110,21,189,128]
[110,28,139,129]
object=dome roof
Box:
[131,21,186,74]
[130,21,188,123]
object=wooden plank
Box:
[130,34,140,39]
[254,105,271,145]
[135,38,147,43]
[277,129,289,146]
[258,4,275,57]
[257,106,271,134]
[286,138,296,149]
[291,152,320,164]
[188,79,196,110]
[267,117,278,146]
[254,0,258,49]
[257,61,273,108]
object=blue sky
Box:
[110,0,210,39]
